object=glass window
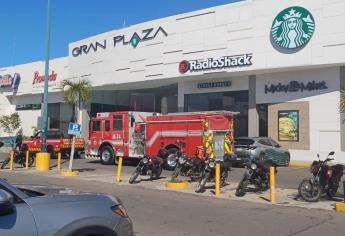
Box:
[92,121,101,131]
[184,90,248,137]
[259,139,272,146]
[105,120,110,131]
[269,138,280,147]
[113,115,123,131]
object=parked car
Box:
[234,137,290,166]
[0,178,134,236]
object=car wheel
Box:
[100,146,115,165]
[286,153,291,166]
[70,226,116,236]
[47,146,56,159]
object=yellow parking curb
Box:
[165,181,190,189]
[60,170,80,176]
[335,202,345,213]
[289,161,310,168]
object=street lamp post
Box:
[41,0,52,152]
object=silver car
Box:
[234,137,290,166]
[0,179,134,236]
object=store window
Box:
[185,91,248,137]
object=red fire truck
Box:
[88,111,236,168]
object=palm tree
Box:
[61,79,91,172]
[340,86,345,122]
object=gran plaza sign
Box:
[179,54,253,74]
[72,26,168,57]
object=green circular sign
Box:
[271,6,315,49]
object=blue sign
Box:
[68,122,81,136]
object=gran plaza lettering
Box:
[265,80,328,94]
[33,71,57,85]
[179,54,253,74]
[72,26,168,57]
[197,81,232,89]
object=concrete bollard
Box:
[25,151,29,170]
[215,162,221,197]
[57,152,61,171]
[116,157,123,183]
[270,166,276,204]
[9,150,14,171]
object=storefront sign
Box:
[278,110,299,142]
[265,81,327,94]
[197,81,232,89]
[32,71,58,85]
[271,6,315,49]
[0,73,21,90]
[72,26,168,57]
[179,54,252,74]
[16,104,41,111]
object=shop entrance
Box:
[184,90,248,137]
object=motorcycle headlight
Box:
[142,158,148,164]
[250,163,257,170]
[179,157,186,164]
[209,161,215,168]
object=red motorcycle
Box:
[298,151,344,202]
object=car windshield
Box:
[234,139,255,146]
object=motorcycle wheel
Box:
[298,178,322,202]
[1,157,10,169]
[154,166,163,179]
[326,187,338,198]
[171,166,181,181]
[195,177,207,193]
[235,178,248,197]
[129,170,140,184]
[221,170,228,187]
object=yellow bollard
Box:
[57,152,61,171]
[25,151,29,170]
[215,162,221,197]
[9,150,14,171]
[116,157,123,183]
[270,166,276,204]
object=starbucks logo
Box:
[271,6,315,49]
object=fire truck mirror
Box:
[134,124,142,133]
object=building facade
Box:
[1,0,345,162]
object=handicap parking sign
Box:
[68,122,81,136]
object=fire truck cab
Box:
[88,111,154,165]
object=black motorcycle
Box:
[129,156,164,184]
[195,156,231,193]
[235,158,277,197]
[1,138,35,169]
[171,153,205,181]
[298,151,344,202]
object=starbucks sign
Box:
[271,6,315,49]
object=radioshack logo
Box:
[178,54,253,74]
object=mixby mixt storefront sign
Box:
[271,6,315,49]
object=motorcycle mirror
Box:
[328,151,335,156]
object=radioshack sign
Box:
[179,54,253,74]
[0,73,21,90]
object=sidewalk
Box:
[2,164,343,212]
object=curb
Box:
[335,202,345,213]
[165,181,190,189]
[289,161,310,168]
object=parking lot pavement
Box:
[1,153,343,212]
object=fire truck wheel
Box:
[100,146,115,165]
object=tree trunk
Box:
[68,94,80,172]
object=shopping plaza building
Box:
[0,0,345,162]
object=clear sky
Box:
[0,0,238,68]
